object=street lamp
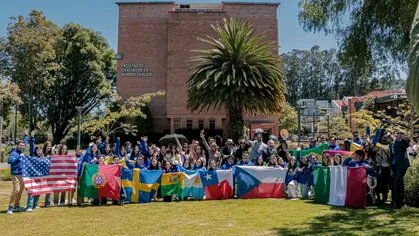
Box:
[297,105,307,145]
[76,106,81,147]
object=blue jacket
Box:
[98,141,107,155]
[347,160,377,177]
[221,163,234,170]
[82,146,98,164]
[286,167,298,184]
[126,161,147,170]
[297,166,310,185]
[8,148,23,175]
[328,144,339,150]
[353,138,364,146]
[304,144,317,150]
[236,160,254,166]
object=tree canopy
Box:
[278,102,298,133]
[2,10,117,144]
[298,0,418,75]
[187,18,285,139]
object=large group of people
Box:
[6,123,415,214]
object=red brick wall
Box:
[117,3,280,133]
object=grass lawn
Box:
[0,181,418,236]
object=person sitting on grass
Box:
[7,140,26,214]
[286,156,299,200]
[298,156,310,200]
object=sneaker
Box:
[6,207,13,214]
[26,208,33,212]
[14,206,25,212]
[35,206,40,209]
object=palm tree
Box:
[187,18,285,140]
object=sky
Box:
[0,0,338,54]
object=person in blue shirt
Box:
[221,155,235,170]
[298,156,310,199]
[390,131,411,208]
[193,158,205,170]
[286,156,299,199]
[126,155,147,170]
[277,157,288,168]
[236,151,254,166]
[328,137,340,150]
[208,159,218,171]
[23,131,28,146]
[304,138,318,150]
[352,131,364,146]
[7,140,26,214]
[347,150,377,177]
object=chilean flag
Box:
[199,169,233,200]
[235,166,287,199]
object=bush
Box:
[404,158,419,207]
[0,168,11,181]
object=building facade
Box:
[116,1,280,136]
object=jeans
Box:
[300,184,309,200]
[9,175,24,207]
[26,195,40,209]
[393,169,407,207]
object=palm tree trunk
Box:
[227,102,244,140]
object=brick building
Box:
[116,1,280,137]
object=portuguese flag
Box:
[78,164,121,201]
[161,172,184,197]
[313,166,367,208]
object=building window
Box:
[174,119,181,130]
[186,120,193,129]
[209,119,216,130]
[198,120,204,130]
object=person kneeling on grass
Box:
[7,140,26,214]
[286,156,299,200]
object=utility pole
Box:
[297,105,307,145]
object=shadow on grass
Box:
[271,201,419,236]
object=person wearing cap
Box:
[220,139,235,166]
[304,138,317,150]
[243,126,267,163]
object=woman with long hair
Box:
[54,144,69,206]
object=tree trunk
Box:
[52,121,69,146]
[227,102,244,141]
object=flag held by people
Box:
[235,166,287,199]
[291,143,329,159]
[178,166,204,199]
[161,172,185,197]
[23,155,77,196]
[313,166,367,208]
[79,164,121,201]
[199,170,233,200]
[121,168,163,203]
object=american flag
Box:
[22,155,78,196]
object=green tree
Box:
[187,18,285,140]
[407,4,419,113]
[80,91,164,139]
[135,105,154,135]
[319,113,351,140]
[40,23,116,145]
[298,0,417,75]
[278,102,298,133]
[351,110,379,135]
[4,10,61,135]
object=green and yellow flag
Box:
[161,172,184,197]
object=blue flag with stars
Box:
[22,156,51,177]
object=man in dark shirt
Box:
[390,131,411,208]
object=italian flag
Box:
[161,173,184,197]
[78,164,121,201]
[313,166,367,208]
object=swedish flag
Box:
[121,167,163,203]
